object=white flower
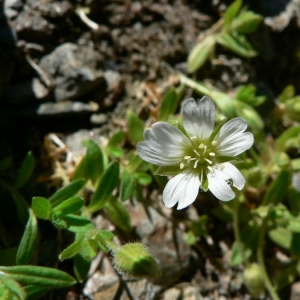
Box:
[137,96,254,209]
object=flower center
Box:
[180,137,218,179]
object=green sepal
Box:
[127,110,144,144]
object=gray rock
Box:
[83,254,120,300]
[19,100,99,119]
[4,0,24,19]
[14,10,55,39]
[39,43,105,101]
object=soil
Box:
[1,0,300,299]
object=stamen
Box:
[207,166,213,172]
[184,156,191,160]
[190,136,197,141]
[180,163,184,169]
[198,143,205,149]
[193,149,201,157]
[212,140,217,146]
[193,159,199,168]
[187,158,197,163]
[205,158,212,164]
[209,152,215,157]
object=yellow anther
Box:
[180,163,184,169]
[212,140,217,146]
[209,152,215,157]
[198,143,205,149]
[190,136,197,141]
[184,156,191,160]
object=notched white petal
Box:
[137,142,182,166]
[207,162,245,201]
[182,97,215,140]
[163,172,201,210]
[215,117,254,156]
[217,132,254,156]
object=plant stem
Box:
[232,195,248,266]
[257,211,280,300]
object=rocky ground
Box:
[2,0,300,299]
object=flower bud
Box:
[243,263,265,298]
[113,243,161,278]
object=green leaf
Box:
[230,240,252,266]
[85,140,105,185]
[127,110,144,144]
[275,263,297,290]
[236,84,266,106]
[72,156,88,181]
[262,170,290,206]
[187,35,216,73]
[217,32,257,57]
[133,172,152,186]
[59,236,84,260]
[268,227,292,249]
[88,161,120,212]
[292,158,300,171]
[278,85,295,103]
[105,197,132,232]
[15,152,35,189]
[276,126,300,152]
[80,239,98,261]
[16,209,38,265]
[224,0,242,28]
[158,88,180,121]
[234,100,264,130]
[0,266,77,288]
[0,156,12,172]
[230,10,263,34]
[126,154,144,174]
[31,197,52,220]
[120,170,135,201]
[24,285,50,300]
[0,273,26,300]
[287,187,300,214]
[285,97,300,122]
[52,196,84,216]
[11,190,29,223]
[74,254,91,283]
[62,214,94,233]
[107,131,125,158]
[49,179,85,207]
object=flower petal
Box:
[207,162,245,201]
[215,118,254,156]
[183,97,215,140]
[137,122,191,166]
[137,142,182,165]
[163,171,201,210]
